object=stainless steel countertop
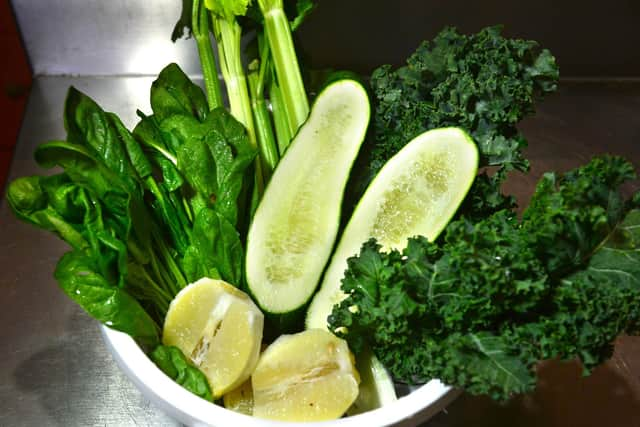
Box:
[1,76,640,427]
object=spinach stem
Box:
[129,270,171,316]
[145,177,190,254]
[156,232,188,292]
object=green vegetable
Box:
[346,348,397,415]
[138,64,257,287]
[172,0,316,181]
[246,78,370,325]
[56,251,161,348]
[150,62,210,122]
[306,127,478,331]
[371,25,558,172]
[257,0,310,135]
[151,345,214,401]
[10,0,321,403]
[305,126,478,412]
[163,107,257,226]
[329,156,640,401]
[367,26,559,217]
[6,63,260,399]
[206,0,258,150]
[183,0,225,110]
[183,208,244,285]
[6,63,256,338]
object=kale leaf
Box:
[329,156,640,401]
[370,26,559,174]
[366,26,559,220]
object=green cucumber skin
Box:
[245,79,371,328]
[261,305,307,339]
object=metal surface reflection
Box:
[12,0,201,76]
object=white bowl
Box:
[101,325,459,427]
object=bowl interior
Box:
[101,325,458,427]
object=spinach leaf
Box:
[34,141,131,209]
[150,63,209,123]
[33,140,140,261]
[7,172,132,288]
[132,113,194,256]
[203,107,257,226]
[108,112,153,180]
[133,113,183,190]
[55,250,160,347]
[7,67,255,352]
[167,108,256,225]
[7,175,89,251]
[150,345,213,401]
[182,207,244,285]
[64,88,141,194]
[33,132,182,319]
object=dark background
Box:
[296,0,640,78]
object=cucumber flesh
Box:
[306,127,479,330]
[246,79,370,317]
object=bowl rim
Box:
[101,325,458,426]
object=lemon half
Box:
[251,329,360,421]
[163,278,264,398]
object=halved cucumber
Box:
[306,127,478,330]
[246,79,370,319]
[305,127,478,412]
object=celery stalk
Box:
[212,16,258,148]
[192,0,224,110]
[248,60,278,179]
[258,0,309,134]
